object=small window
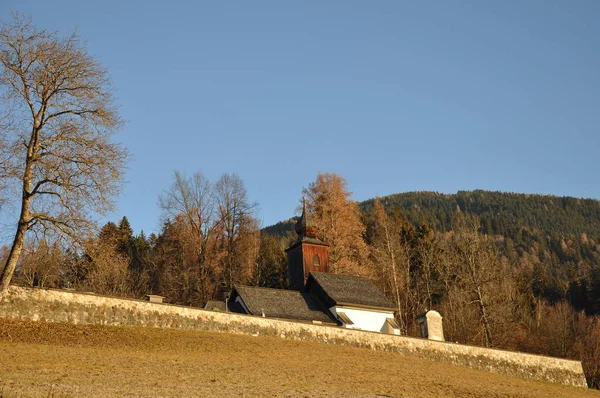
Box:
[312,254,320,266]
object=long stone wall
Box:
[0,286,588,388]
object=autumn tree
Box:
[81,236,132,297]
[154,171,259,304]
[149,218,208,305]
[0,15,127,295]
[302,173,368,275]
[91,218,150,297]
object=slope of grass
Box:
[0,319,598,398]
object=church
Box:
[205,201,400,335]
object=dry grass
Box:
[0,319,598,398]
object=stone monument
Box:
[417,310,444,341]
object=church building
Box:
[207,201,400,335]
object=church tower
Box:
[285,199,329,290]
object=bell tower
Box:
[285,198,329,290]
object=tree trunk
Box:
[384,222,405,334]
[475,285,493,347]
[0,144,35,297]
[0,225,27,296]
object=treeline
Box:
[2,171,288,307]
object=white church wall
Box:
[330,306,395,333]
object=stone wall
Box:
[0,286,588,388]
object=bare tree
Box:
[215,173,258,289]
[444,213,518,347]
[413,224,444,313]
[160,171,215,243]
[0,15,127,295]
[159,171,220,303]
[368,199,409,333]
[16,238,63,288]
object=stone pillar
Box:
[417,310,444,341]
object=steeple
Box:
[294,197,317,239]
[286,198,329,290]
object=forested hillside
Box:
[361,190,600,237]
[268,190,600,238]
[365,191,600,312]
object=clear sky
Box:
[1,1,599,237]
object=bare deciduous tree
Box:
[368,199,409,333]
[159,171,220,303]
[160,171,215,244]
[16,238,63,288]
[0,15,127,295]
[444,213,517,347]
[215,173,258,289]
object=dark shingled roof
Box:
[307,272,396,310]
[231,285,335,324]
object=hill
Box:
[360,190,600,237]
[265,190,600,237]
[0,319,598,397]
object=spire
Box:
[294,197,317,238]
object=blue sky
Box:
[2,1,599,236]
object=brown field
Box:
[0,319,598,398]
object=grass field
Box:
[0,319,598,398]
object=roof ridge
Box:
[235,285,302,294]
[311,271,374,281]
